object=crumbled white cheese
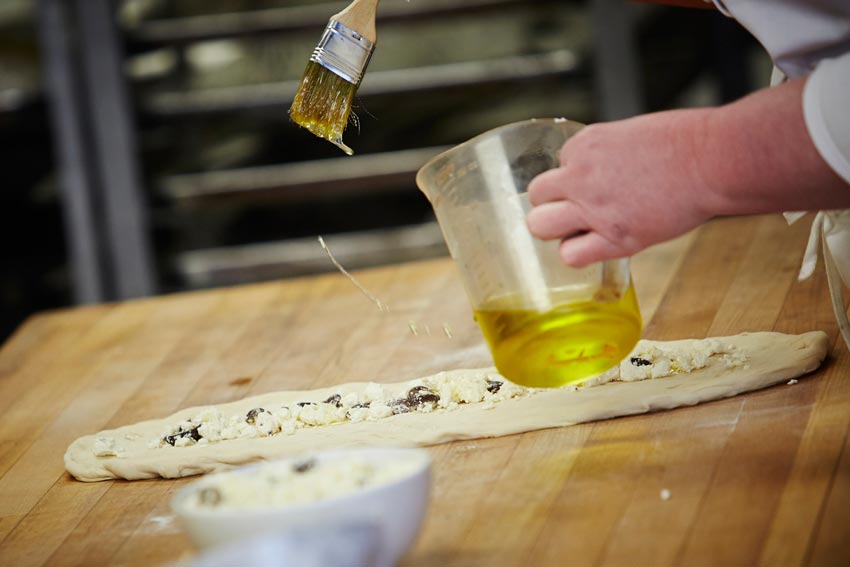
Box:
[174,436,194,448]
[151,371,535,449]
[280,420,298,435]
[185,456,421,510]
[787,379,799,385]
[363,383,386,403]
[367,402,394,420]
[581,338,749,387]
[429,371,487,405]
[151,339,750,451]
[93,436,123,458]
[346,406,369,423]
[254,411,282,436]
[298,404,347,426]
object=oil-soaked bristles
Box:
[290,19,374,154]
[289,62,357,155]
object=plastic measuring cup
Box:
[416,118,642,387]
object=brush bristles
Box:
[289,61,357,155]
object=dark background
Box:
[0,0,764,341]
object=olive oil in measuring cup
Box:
[475,283,642,388]
[416,118,643,388]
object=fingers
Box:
[559,232,626,268]
[527,167,568,206]
[526,201,589,241]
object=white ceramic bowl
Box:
[171,447,431,565]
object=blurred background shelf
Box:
[0,0,766,339]
[143,50,580,116]
[160,145,452,203]
[176,221,447,288]
[128,0,532,46]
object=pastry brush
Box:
[289,0,380,155]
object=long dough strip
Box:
[65,331,829,482]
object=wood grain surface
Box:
[0,214,848,566]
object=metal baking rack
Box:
[38,0,648,301]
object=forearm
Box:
[698,78,850,216]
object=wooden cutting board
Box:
[0,214,848,566]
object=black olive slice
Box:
[630,357,652,367]
[190,426,203,442]
[486,380,503,394]
[245,407,267,424]
[292,459,316,474]
[407,385,440,406]
[164,424,202,446]
[323,394,342,408]
[296,401,317,407]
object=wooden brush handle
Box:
[333,0,380,43]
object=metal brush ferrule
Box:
[310,20,375,85]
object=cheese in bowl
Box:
[171,448,430,565]
[184,453,423,510]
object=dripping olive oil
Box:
[474,283,642,388]
[289,61,356,155]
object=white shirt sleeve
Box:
[714,1,850,183]
[714,0,850,349]
[803,51,850,184]
[711,0,850,79]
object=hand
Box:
[526,109,717,267]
